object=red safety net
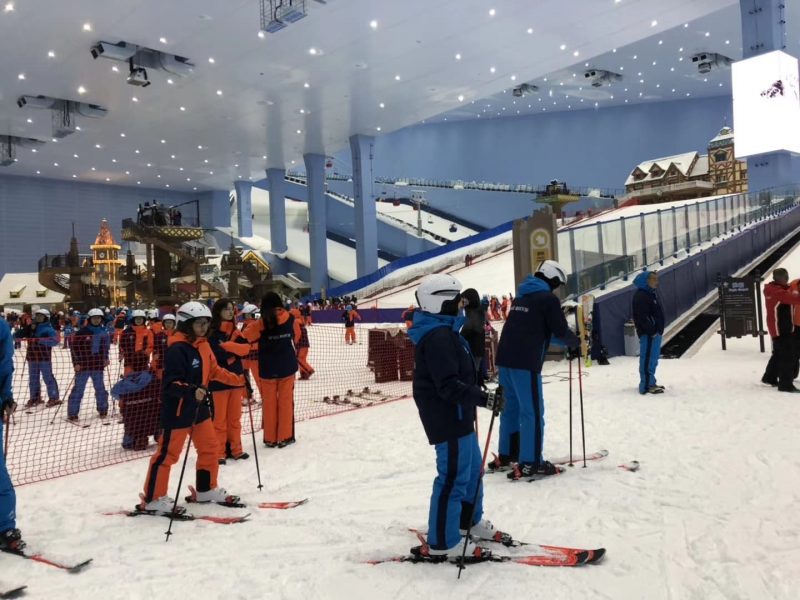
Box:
[5,323,419,486]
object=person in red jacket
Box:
[762,268,800,392]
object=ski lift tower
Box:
[410,190,427,236]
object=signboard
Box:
[718,275,765,351]
[529,227,552,268]
[512,207,557,290]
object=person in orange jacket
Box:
[239,303,260,405]
[301,302,313,326]
[241,293,301,448]
[120,309,153,376]
[207,298,251,464]
[402,305,415,329]
[151,313,176,380]
[138,302,246,515]
[342,304,361,345]
[500,295,510,320]
[489,296,501,321]
[289,305,314,379]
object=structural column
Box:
[266,168,288,254]
[350,134,378,277]
[304,153,329,294]
[234,180,253,238]
[739,0,795,192]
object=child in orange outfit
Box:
[138,302,246,515]
[241,293,301,448]
[207,298,251,464]
[342,304,361,345]
[120,310,154,376]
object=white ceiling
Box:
[0,0,736,192]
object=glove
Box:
[485,385,505,415]
[567,347,581,360]
[3,399,17,419]
[0,373,11,404]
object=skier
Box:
[241,293,301,448]
[16,309,61,408]
[289,305,314,380]
[67,308,111,421]
[0,315,25,552]
[500,295,510,320]
[207,298,250,464]
[408,273,505,561]
[138,302,246,515]
[120,309,154,376]
[632,271,666,395]
[762,268,800,392]
[151,313,176,380]
[342,304,361,345]
[460,288,487,383]
[490,261,580,479]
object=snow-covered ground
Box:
[8,242,800,598]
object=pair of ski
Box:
[488,450,640,479]
[104,496,309,524]
[368,529,605,568]
[1,547,92,574]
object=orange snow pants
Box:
[297,348,314,379]
[143,418,218,502]
[212,388,244,459]
[257,375,295,444]
[345,327,356,344]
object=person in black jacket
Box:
[491,261,580,480]
[407,274,505,562]
[460,288,486,382]
[631,271,665,395]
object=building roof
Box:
[91,219,120,249]
[692,155,709,178]
[625,151,699,186]
[0,273,65,306]
[709,127,734,145]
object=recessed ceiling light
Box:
[160,139,166,144]
[193,187,197,191]
[369,19,378,29]
[179,167,184,171]
[157,174,161,178]
[296,129,302,134]
[146,163,152,167]
[573,50,579,57]
[95,143,101,149]
[112,158,117,163]
[216,89,223,96]
[132,96,139,102]
[36,170,40,174]
[209,171,214,175]
[135,149,140,154]
[186,178,191,182]
[165,184,169,188]
[257,29,266,39]
[308,47,320,55]
[261,156,266,160]
[3,2,13,12]
[47,50,55,58]
[105,177,110,182]
[208,57,215,64]
[171,154,176,159]
[455,53,462,60]
[31,148,37,153]
[489,66,496,73]
[91,167,96,171]
[684,23,689,28]
[72,174,77,178]
[112,65,119,73]
[120,132,126,137]
[652,61,657,66]
[633,55,637,60]
[559,44,566,51]
[679,47,684,52]
[457,94,464,102]
[658,40,663,45]
[159,37,167,44]
[137,181,141,185]
[204,159,209,163]
[17,73,25,80]
[125,171,130,175]
[510,75,517,81]
[73,153,79,158]
[651,20,658,27]
[26,118,32,124]
[304,82,310,88]
[705,32,710,37]
[527,28,533,34]
[612,48,617,53]
[53,162,59,167]
[376,127,382,131]
[77,86,86,94]
[179,106,186,112]
[488,8,496,16]
[394,75,401,81]
[82,22,92,32]
[167,78,174,85]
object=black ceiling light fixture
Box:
[90,40,194,87]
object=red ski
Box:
[103,510,250,524]
[1,548,92,573]
[257,498,309,510]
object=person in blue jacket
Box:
[15,309,60,408]
[631,271,665,395]
[408,273,505,562]
[0,316,25,552]
[67,308,111,421]
[491,260,580,480]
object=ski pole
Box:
[165,389,205,542]
[457,405,498,580]
[245,390,263,491]
[106,368,116,418]
[577,356,587,468]
[568,355,574,467]
[49,374,76,425]
[3,410,10,465]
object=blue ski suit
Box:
[631,271,665,394]
[0,318,17,532]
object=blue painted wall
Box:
[0,174,195,274]
[332,95,736,193]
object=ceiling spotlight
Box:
[651,20,658,27]
[3,2,13,12]
[257,30,266,39]
[489,66,496,73]
[527,28,533,34]
[53,162,59,167]
[209,171,213,175]
[73,153,79,158]
[179,106,186,111]
[170,154,176,159]
[455,53,462,60]
[120,132,126,137]
[159,37,167,44]
[167,78,174,85]
[376,126,382,131]
[17,73,25,80]
[47,50,55,58]
[132,96,139,102]
[125,170,130,175]
[208,57,215,64]
[95,143,101,149]
[146,163,152,167]
[394,75,401,81]
[111,159,117,163]
[77,86,87,94]
[135,149,140,153]
[488,8,496,16]
[179,167,183,171]
[303,82,310,88]
[559,44,566,51]
[160,139,166,144]
[296,129,302,134]
[216,89,223,96]
[369,19,378,29]
[82,22,92,32]
[379,102,385,108]
[510,75,517,81]
[457,94,464,102]
[308,47,320,55]
[26,118,32,124]
[91,167,96,171]
[72,174,77,178]
[137,181,141,184]
[204,159,209,163]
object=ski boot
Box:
[45,398,62,407]
[276,438,295,449]
[410,538,490,563]
[507,461,563,481]
[461,519,513,546]
[0,528,26,553]
[136,495,187,517]
[487,453,513,472]
[186,486,243,507]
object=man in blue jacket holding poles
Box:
[632,271,665,395]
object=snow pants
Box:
[257,375,295,444]
[764,335,795,390]
[0,417,16,532]
[639,334,662,394]
[296,347,314,379]
[29,361,59,402]
[67,370,109,418]
[143,418,218,502]
[427,432,483,551]
[345,327,356,344]
[212,388,244,460]
[498,367,545,465]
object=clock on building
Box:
[97,251,106,259]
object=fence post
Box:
[640,212,648,267]
[706,201,711,241]
[684,204,691,253]
[569,228,578,297]
[657,209,664,265]
[620,216,629,280]
[715,198,721,237]
[597,222,606,290]
[671,206,678,257]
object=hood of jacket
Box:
[518,274,550,296]
[634,271,656,294]
[408,310,465,345]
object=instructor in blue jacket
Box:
[492,260,580,480]
[0,316,25,552]
[631,271,665,394]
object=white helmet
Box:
[536,260,567,285]
[241,303,258,315]
[87,308,104,318]
[416,273,462,314]
[147,309,160,319]
[162,313,177,322]
[131,309,147,319]
[176,301,212,322]
[35,308,51,318]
